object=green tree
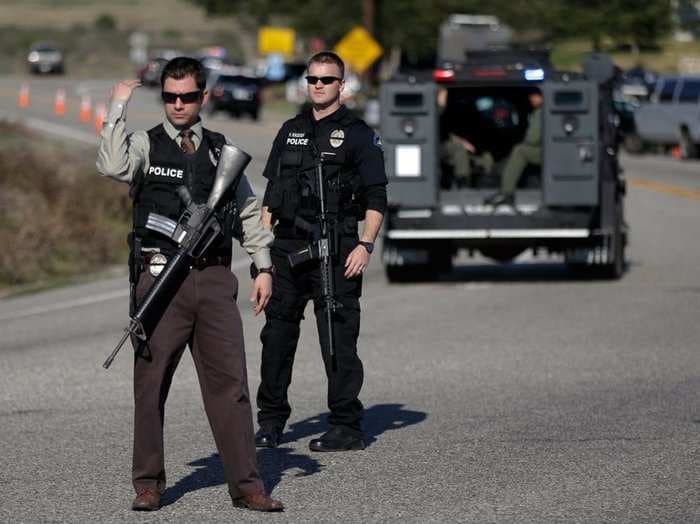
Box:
[187,0,673,62]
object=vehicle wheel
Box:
[429,249,453,274]
[599,200,625,279]
[385,264,428,283]
[479,246,525,263]
[622,133,644,154]
[250,109,260,121]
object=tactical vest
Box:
[131,124,235,256]
[267,109,364,236]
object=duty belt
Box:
[143,253,231,270]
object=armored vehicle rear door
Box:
[380,81,438,208]
[542,80,599,207]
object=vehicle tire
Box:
[600,204,625,279]
[385,264,428,283]
[622,133,644,154]
[250,109,260,121]
[429,249,453,274]
[479,246,525,263]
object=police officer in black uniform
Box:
[255,52,388,452]
[97,57,283,512]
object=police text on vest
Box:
[148,166,184,179]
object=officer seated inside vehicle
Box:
[484,88,543,206]
[439,87,494,188]
[439,87,538,192]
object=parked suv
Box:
[207,72,262,120]
[634,75,700,157]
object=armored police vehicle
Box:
[380,52,627,281]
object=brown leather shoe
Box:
[233,493,284,512]
[131,488,160,511]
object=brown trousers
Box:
[131,265,263,499]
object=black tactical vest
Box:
[267,109,363,235]
[131,124,234,256]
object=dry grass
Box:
[0,0,251,77]
[0,121,131,287]
[0,0,246,33]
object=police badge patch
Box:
[148,253,168,277]
[373,131,383,151]
[330,129,345,148]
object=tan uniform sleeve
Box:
[235,175,273,269]
[96,100,148,183]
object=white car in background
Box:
[634,75,700,157]
[27,42,64,75]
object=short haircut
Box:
[307,51,345,79]
[160,56,207,91]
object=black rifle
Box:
[287,153,341,371]
[103,144,251,369]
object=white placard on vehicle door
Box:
[395,145,421,177]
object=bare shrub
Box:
[0,122,130,286]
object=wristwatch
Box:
[358,241,374,254]
[250,263,274,279]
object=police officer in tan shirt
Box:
[96,57,283,513]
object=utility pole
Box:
[363,0,375,36]
[362,0,377,86]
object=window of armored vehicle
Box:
[678,79,700,103]
[554,90,584,106]
[394,93,424,107]
[658,79,678,103]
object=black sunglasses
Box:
[305,75,342,85]
[161,90,202,104]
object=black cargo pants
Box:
[256,236,364,436]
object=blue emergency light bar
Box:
[524,68,545,81]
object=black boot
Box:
[255,427,282,448]
[309,427,366,452]
[483,192,515,207]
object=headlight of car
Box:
[28,51,40,63]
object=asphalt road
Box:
[1,76,699,523]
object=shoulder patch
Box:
[373,131,383,150]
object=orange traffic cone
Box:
[79,95,92,123]
[18,83,30,108]
[54,88,66,116]
[94,102,106,134]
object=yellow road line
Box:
[627,177,700,202]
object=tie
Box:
[180,129,195,154]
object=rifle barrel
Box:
[103,329,130,369]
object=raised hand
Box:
[110,79,142,103]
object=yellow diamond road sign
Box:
[334,26,383,74]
